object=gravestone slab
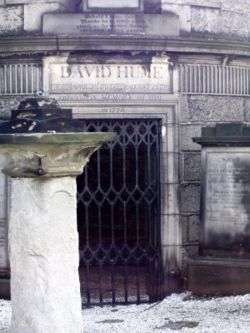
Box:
[202,148,250,252]
[191,123,250,295]
[193,123,250,256]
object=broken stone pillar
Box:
[0,132,114,333]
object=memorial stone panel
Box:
[43,13,179,36]
[202,148,250,253]
[44,58,172,104]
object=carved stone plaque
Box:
[202,148,250,252]
[43,13,179,36]
[44,58,172,103]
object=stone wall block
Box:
[220,0,250,13]
[183,152,201,181]
[181,214,200,243]
[181,95,245,123]
[180,183,200,213]
[243,97,250,122]
[187,214,200,242]
[184,244,199,257]
[179,124,201,151]
[24,2,63,32]
[0,5,23,35]
[181,215,188,243]
[191,6,249,38]
[162,3,191,33]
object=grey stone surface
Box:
[184,244,199,257]
[43,12,179,36]
[200,148,250,252]
[0,5,23,34]
[243,98,250,122]
[183,152,201,181]
[162,0,250,39]
[179,125,202,151]
[180,183,200,213]
[187,215,200,242]
[9,177,84,333]
[0,132,115,177]
[180,95,245,123]
[221,0,250,13]
[162,3,191,33]
[0,130,113,332]
[191,6,249,38]
[46,62,171,94]
[181,214,200,243]
[86,0,140,9]
[188,257,250,295]
[181,215,188,243]
[24,2,62,32]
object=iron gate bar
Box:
[77,119,163,306]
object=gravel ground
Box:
[1,293,250,332]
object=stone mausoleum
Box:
[1,0,250,305]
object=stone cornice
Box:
[0,35,250,57]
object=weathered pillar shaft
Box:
[0,120,114,332]
[9,177,83,333]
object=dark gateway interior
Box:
[76,118,163,306]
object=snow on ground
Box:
[1,293,250,332]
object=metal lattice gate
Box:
[77,119,163,306]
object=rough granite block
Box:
[180,183,200,213]
[183,152,201,181]
[180,95,244,123]
[243,98,250,122]
[0,5,23,35]
[179,125,202,151]
[187,214,200,242]
[191,6,249,38]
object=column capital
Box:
[0,132,115,178]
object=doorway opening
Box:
[77,119,163,306]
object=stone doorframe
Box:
[43,54,181,279]
[70,100,181,277]
[0,100,181,294]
